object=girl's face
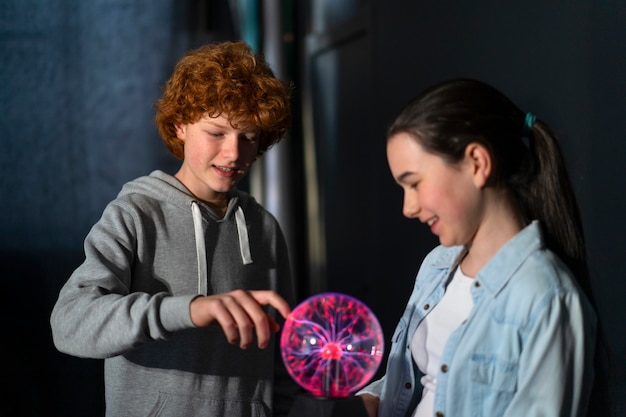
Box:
[386,133,485,247]
[174,113,260,204]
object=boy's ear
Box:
[465,143,491,188]
[174,123,185,140]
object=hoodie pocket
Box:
[149,392,269,417]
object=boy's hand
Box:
[190,289,291,349]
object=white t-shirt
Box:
[410,266,474,417]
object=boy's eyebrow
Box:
[202,118,228,128]
[203,118,259,134]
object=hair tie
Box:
[523,112,536,136]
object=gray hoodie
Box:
[50,170,298,416]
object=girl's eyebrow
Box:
[396,171,414,182]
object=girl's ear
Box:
[465,143,491,188]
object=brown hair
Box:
[155,41,292,159]
[388,78,590,299]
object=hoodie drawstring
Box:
[235,206,253,265]
[191,201,208,295]
[190,201,254,295]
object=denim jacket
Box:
[358,221,596,417]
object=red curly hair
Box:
[155,41,292,159]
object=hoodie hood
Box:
[118,170,253,295]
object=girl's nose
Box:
[402,193,420,219]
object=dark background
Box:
[1,0,624,415]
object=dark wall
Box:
[1,1,235,415]
[301,1,626,415]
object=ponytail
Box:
[528,121,611,417]
[525,120,591,296]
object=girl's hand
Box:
[359,393,380,417]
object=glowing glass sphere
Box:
[280,292,384,398]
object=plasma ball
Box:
[280,292,384,398]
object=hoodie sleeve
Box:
[49,199,197,359]
[270,220,302,415]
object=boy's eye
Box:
[241,134,258,143]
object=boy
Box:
[51,41,298,416]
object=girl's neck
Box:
[461,197,526,277]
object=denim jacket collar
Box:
[427,220,543,297]
[476,220,543,296]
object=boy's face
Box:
[174,113,260,204]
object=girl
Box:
[358,78,599,417]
